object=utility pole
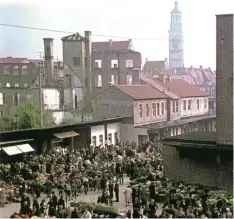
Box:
[38,63,43,128]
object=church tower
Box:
[169,1,184,68]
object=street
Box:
[0,178,163,217]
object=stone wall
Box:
[163,145,233,193]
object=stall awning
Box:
[2,146,23,156]
[17,144,35,153]
[54,131,79,139]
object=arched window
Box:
[5,82,10,87]
[14,83,19,87]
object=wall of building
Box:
[43,89,60,110]
[92,50,141,95]
[216,14,233,145]
[62,40,86,103]
[133,99,167,126]
[92,86,134,119]
[180,97,209,118]
[163,145,233,192]
[91,122,121,146]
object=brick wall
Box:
[216,14,234,145]
[92,50,141,95]
[163,145,233,192]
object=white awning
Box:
[54,131,79,139]
[17,144,35,153]
[2,146,23,156]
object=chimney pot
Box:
[190,65,193,69]
[200,65,202,68]
[109,39,113,49]
[159,73,166,84]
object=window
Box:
[22,65,28,75]
[197,99,200,109]
[188,100,191,110]
[109,75,115,85]
[111,59,118,68]
[152,103,156,117]
[183,100,186,110]
[13,93,20,105]
[146,104,149,117]
[126,74,132,85]
[23,83,28,88]
[14,83,19,87]
[172,101,175,113]
[139,104,143,118]
[5,83,10,87]
[157,103,160,115]
[73,57,81,66]
[99,135,103,145]
[0,111,2,118]
[25,93,33,102]
[161,102,165,115]
[92,136,97,147]
[97,74,102,87]
[4,65,10,75]
[95,60,102,68]
[0,93,4,105]
[114,132,118,142]
[108,133,112,144]
[176,101,179,112]
[204,99,207,108]
[126,59,133,68]
[13,66,19,75]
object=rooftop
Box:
[117,85,167,100]
[92,40,132,51]
[153,78,208,98]
[0,57,30,64]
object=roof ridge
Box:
[140,75,179,99]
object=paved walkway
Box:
[0,178,163,217]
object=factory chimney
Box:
[43,38,54,85]
[84,31,92,113]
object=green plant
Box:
[17,102,54,129]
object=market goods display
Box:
[70,202,120,214]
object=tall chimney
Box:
[159,73,166,83]
[109,39,113,49]
[84,31,92,113]
[43,38,54,85]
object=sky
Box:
[0,0,233,69]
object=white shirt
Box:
[82,211,92,219]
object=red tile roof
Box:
[92,40,132,51]
[154,78,208,98]
[140,74,179,100]
[117,85,167,100]
[0,57,30,64]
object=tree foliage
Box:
[17,102,54,129]
[61,118,74,125]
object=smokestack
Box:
[109,39,113,49]
[43,38,54,85]
[159,73,166,83]
[84,31,92,113]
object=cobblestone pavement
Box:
[0,178,163,218]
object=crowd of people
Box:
[0,139,232,218]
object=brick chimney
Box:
[159,73,165,83]
[43,38,54,85]
[109,39,113,49]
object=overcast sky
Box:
[0,0,233,69]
